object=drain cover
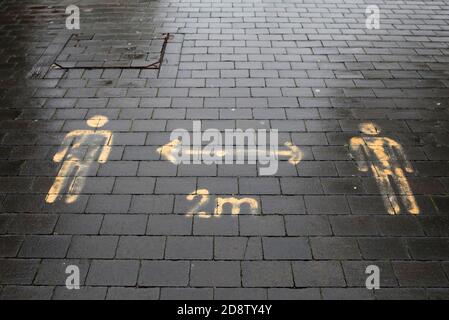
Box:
[53,32,169,69]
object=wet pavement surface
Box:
[1,0,449,300]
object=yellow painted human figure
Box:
[46,116,112,204]
[350,122,419,215]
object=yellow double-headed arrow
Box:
[157,139,302,165]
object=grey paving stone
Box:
[375,216,425,236]
[55,214,103,235]
[393,262,449,288]
[427,289,449,300]
[139,261,190,287]
[242,261,293,287]
[342,261,398,288]
[0,259,39,285]
[292,261,346,287]
[18,235,71,258]
[239,178,281,195]
[137,161,178,176]
[280,178,323,195]
[261,196,306,215]
[86,260,140,286]
[0,286,54,300]
[285,216,332,236]
[147,215,192,235]
[358,238,410,260]
[375,288,427,300]
[262,237,312,260]
[7,214,57,235]
[160,288,213,300]
[330,216,379,236]
[190,261,241,287]
[311,237,361,260]
[86,195,131,214]
[193,216,239,235]
[305,196,350,214]
[106,287,159,300]
[197,177,238,194]
[267,288,320,300]
[239,216,285,236]
[67,236,118,259]
[116,236,165,259]
[52,286,107,300]
[321,288,375,300]
[100,214,147,235]
[35,259,90,286]
[155,177,197,194]
[407,238,449,260]
[165,236,213,259]
[214,237,263,260]
[130,195,174,214]
[0,236,23,257]
[113,177,156,194]
[214,288,267,300]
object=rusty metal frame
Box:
[52,32,170,70]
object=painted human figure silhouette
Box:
[46,116,112,204]
[350,122,419,215]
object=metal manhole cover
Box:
[53,32,169,69]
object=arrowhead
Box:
[284,142,302,165]
[157,139,181,164]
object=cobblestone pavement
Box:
[0,0,449,300]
